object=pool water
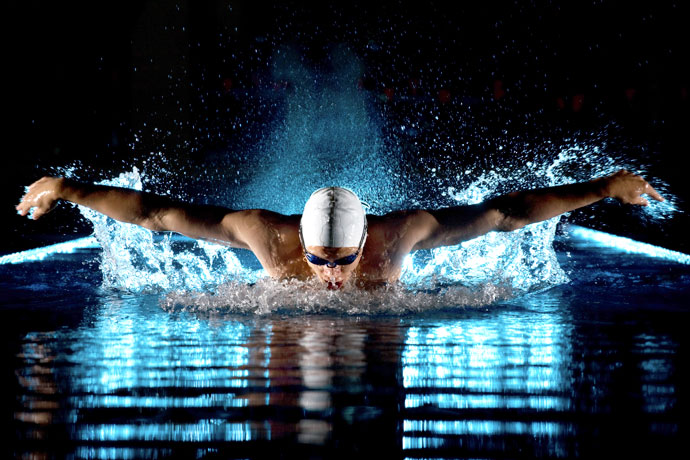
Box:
[3,229,689,459]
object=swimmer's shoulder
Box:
[257,211,302,247]
[367,209,436,254]
[225,209,300,227]
[367,209,430,235]
[220,209,300,249]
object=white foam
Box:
[160,277,515,315]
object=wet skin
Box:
[17,170,665,291]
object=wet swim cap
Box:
[300,187,367,248]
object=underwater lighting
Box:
[569,225,690,265]
[0,237,99,265]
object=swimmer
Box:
[16,170,663,290]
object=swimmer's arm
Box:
[16,177,260,249]
[412,170,663,250]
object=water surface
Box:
[3,230,688,459]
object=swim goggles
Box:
[299,219,367,268]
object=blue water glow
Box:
[76,421,255,442]
[569,226,690,264]
[0,236,98,264]
[402,419,568,436]
[404,394,570,410]
[72,448,174,460]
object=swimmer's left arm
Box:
[411,170,663,250]
[16,176,272,249]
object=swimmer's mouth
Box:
[326,281,343,290]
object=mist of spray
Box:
[55,47,679,314]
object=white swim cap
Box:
[300,187,367,248]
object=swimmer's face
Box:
[305,245,362,290]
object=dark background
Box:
[3,0,689,253]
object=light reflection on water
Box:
[401,302,575,455]
[77,421,256,442]
[8,247,687,458]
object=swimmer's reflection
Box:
[12,316,407,451]
[15,342,57,422]
[238,318,404,449]
[14,333,63,451]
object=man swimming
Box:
[17,170,663,289]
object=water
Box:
[3,231,689,458]
[6,9,688,457]
[34,36,681,301]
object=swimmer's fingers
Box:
[631,181,664,207]
[15,203,30,218]
[16,188,36,217]
[16,177,61,220]
[15,198,41,220]
[17,178,43,205]
[19,199,56,220]
[633,196,650,207]
[30,206,52,220]
[644,183,665,202]
[606,170,665,206]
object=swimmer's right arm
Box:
[16,177,258,249]
[407,170,664,250]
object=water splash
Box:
[224,45,409,215]
[55,47,681,311]
[161,277,515,316]
[66,148,678,314]
[62,134,682,313]
[400,218,567,292]
[75,169,264,292]
[69,164,571,301]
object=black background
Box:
[4,0,689,253]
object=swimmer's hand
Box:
[602,170,665,206]
[16,176,64,220]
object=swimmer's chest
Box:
[358,214,417,282]
[355,238,407,283]
[252,240,312,280]
[249,219,311,279]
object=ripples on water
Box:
[9,133,684,457]
[8,252,686,458]
[9,25,687,458]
